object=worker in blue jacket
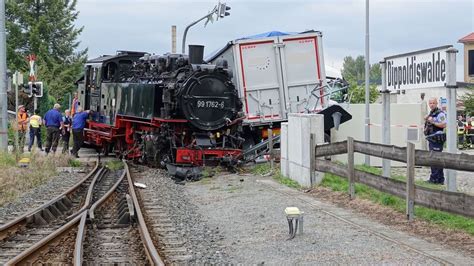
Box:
[44,103,64,154]
[71,106,91,158]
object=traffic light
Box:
[216,2,230,20]
[28,81,43,98]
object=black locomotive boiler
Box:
[77,45,244,167]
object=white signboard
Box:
[384,45,452,90]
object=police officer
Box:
[61,109,72,154]
[423,97,447,184]
[457,115,465,148]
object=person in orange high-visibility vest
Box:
[71,92,80,117]
[16,105,29,153]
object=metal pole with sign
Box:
[380,61,391,177]
[14,71,19,154]
[445,48,458,192]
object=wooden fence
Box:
[313,137,474,219]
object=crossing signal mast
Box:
[216,2,231,20]
[181,1,231,54]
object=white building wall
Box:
[331,103,427,166]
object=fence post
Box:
[310,133,315,186]
[268,128,274,170]
[347,137,355,199]
[406,142,415,221]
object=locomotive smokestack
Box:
[188,45,204,64]
[171,25,177,53]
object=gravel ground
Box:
[133,166,231,264]
[184,172,472,265]
[391,166,474,195]
[389,149,474,195]
[0,169,87,226]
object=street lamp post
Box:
[181,1,231,54]
[364,0,371,165]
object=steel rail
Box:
[88,168,126,220]
[125,161,164,266]
[5,212,85,265]
[73,167,127,265]
[0,160,99,241]
[5,166,107,264]
[65,167,107,221]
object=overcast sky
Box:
[75,0,473,79]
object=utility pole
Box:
[364,0,371,165]
[0,0,8,151]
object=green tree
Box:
[341,55,381,83]
[6,0,87,109]
[461,87,474,116]
[342,55,381,104]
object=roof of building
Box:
[458,32,474,43]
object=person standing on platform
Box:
[71,107,91,158]
[44,104,64,154]
[16,105,29,153]
[28,109,43,152]
[423,98,447,184]
[61,109,72,154]
[71,92,80,117]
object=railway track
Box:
[0,160,164,265]
[0,162,102,264]
[130,166,194,264]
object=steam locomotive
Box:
[77,45,244,167]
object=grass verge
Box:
[105,160,124,171]
[322,171,474,235]
[252,163,300,189]
[0,151,73,207]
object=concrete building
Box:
[459,32,474,83]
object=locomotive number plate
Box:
[197,100,225,109]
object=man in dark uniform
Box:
[44,103,64,154]
[424,98,447,184]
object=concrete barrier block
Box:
[280,123,289,177]
[287,113,324,187]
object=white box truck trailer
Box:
[206,30,351,142]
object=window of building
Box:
[469,49,474,76]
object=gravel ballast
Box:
[0,169,87,225]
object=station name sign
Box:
[384,45,452,90]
